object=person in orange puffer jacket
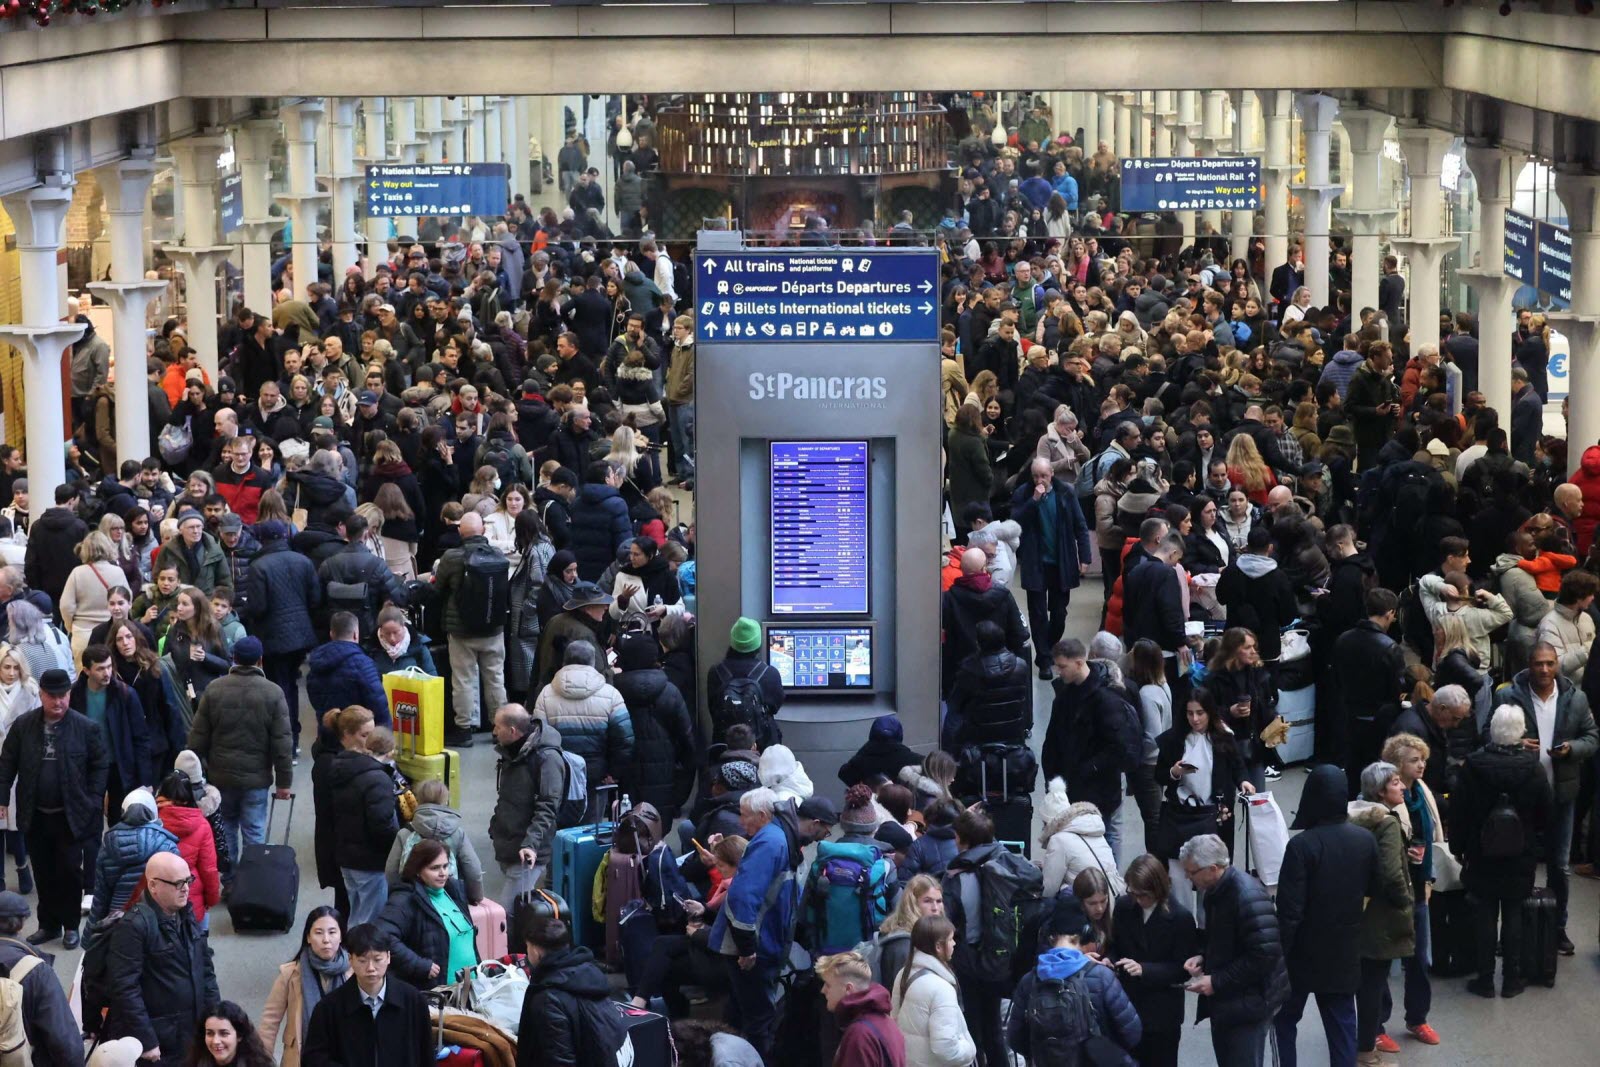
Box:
[1517,544,1577,598]
[1101,536,1143,636]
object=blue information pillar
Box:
[694,239,943,787]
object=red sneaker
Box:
[1375,1033,1401,1054]
[1407,1024,1441,1046]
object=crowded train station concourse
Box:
[0,1,1599,1065]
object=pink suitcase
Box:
[471,898,509,961]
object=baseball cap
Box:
[357,390,379,407]
[797,796,839,826]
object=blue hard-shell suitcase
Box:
[552,784,618,951]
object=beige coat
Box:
[259,958,353,1067]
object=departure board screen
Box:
[770,440,870,614]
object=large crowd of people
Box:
[0,94,1597,1067]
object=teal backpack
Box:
[806,840,893,956]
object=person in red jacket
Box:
[212,437,277,524]
[155,772,222,926]
[818,949,906,1067]
[1571,444,1600,558]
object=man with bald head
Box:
[489,703,567,896]
[1011,455,1091,679]
[433,509,509,746]
[103,852,218,1066]
[941,546,1028,697]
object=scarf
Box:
[299,947,350,1039]
[379,627,412,661]
[953,572,993,594]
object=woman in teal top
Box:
[375,838,479,988]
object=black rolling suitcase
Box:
[227,794,299,932]
[612,1002,675,1067]
[957,742,1037,858]
[1428,889,1476,977]
[1521,886,1559,987]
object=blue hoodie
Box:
[1006,946,1143,1065]
[307,639,390,750]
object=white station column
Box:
[1174,92,1199,247]
[278,99,329,302]
[162,135,234,379]
[1081,92,1101,156]
[419,97,447,165]
[0,180,83,519]
[1200,91,1229,239]
[1460,145,1525,417]
[1293,92,1341,307]
[1113,93,1133,161]
[389,97,427,238]
[498,97,520,197]
[1547,172,1600,475]
[87,154,167,462]
[359,98,391,266]
[1228,90,1261,264]
[232,118,281,316]
[1391,125,1459,349]
[1152,91,1174,158]
[443,96,468,163]
[327,97,361,281]
[1257,90,1293,286]
[1336,108,1398,320]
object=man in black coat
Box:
[944,621,1032,753]
[940,547,1029,696]
[0,668,109,947]
[1012,459,1092,678]
[316,512,408,634]
[1389,684,1475,800]
[1331,588,1409,800]
[1216,526,1298,661]
[1509,368,1543,465]
[1122,525,1189,699]
[103,853,219,1066]
[612,630,696,821]
[303,923,434,1067]
[1180,834,1287,1066]
[1268,246,1305,317]
[1273,766,1379,1066]
[23,483,89,609]
[1042,640,1136,852]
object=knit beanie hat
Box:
[174,749,206,786]
[718,760,759,792]
[121,788,158,824]
[839,783,879,834]
[729,616,762,654]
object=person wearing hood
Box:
[88,788,180,927]
[1037,778,1124,899]
[533,638,634,792]
[1569,443,1600,556]
[757,743,813,806]
[154,771,221,926]
[1216,525,1297,661]
[1007,894,1143,1065]
[1013,457,1092,680]
[1273,765,1380,1067]
[839,714,921,789]
[943,620,1032,753]
[1042,638,1137,858]
[813,950,906,1067]
[612,629,695,821]
[385,778,484,904]
[711,786,803,1062]
[1348,763,1416,1065]
[940,547,1028,696]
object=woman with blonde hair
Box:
[965,369,1000,410]
[99,512,143,591]
[605,424,659,494]
[0,642,38,893]
[1225,433,1277,506]
[1377,732,1448,1047]
[875,873,944,982]
[1515,311,1552,400]
[61,530,129,661]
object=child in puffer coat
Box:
[173,748,232,881]
[87,788,179,924]
[384,778,486,904]
[155,772,222,923]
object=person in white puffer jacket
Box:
[889,914,976,1067]
[1038,776,1126,898]
[758,743,814,805]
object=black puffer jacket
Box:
[317,542,408,628]
[568,483,632,582]
[837,716,922,788]
[102,894,219,1062]
[1041,661,1136,815]
[612,666,695,818]
[376,877,477,988]
[286,469,350,530]
[1274,766,1379,995]
[1450,742,1551,900]
[1196,865,1287,1026]
[945,649,1032,750]
[328,749,399,872]
[518,945,627,1067]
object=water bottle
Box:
[619,793,633,819]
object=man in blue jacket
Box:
[1008,894,1142,1064]
[711,786,803,1063]
[569,460,633,582]
[306,612,390,752]
[1012,457,1091,680]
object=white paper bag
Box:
[1243,792,1289,889]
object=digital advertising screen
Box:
[766,626,873,689]
[770,440,870,614]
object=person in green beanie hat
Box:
[707,616,785,748]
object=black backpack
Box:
[945,846,1046,986]
[711,661,780,747]
[482,438,519,489]
[456,542,511,635]
[1026,969,1109,1067]
[1480,791,1525,859]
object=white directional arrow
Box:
[919,280,934,293]
[702,258,717,273]
[705,322,718,336]
[919,302,934,314]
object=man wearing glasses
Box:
[0,667,109,949]
[102,852,219,1065]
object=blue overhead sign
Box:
[1121,157,1263,212]
[364,163,510,217]
[1503,210,1535,284]
[219,173,243,235]
[1536,220,1572,310]
[694,250,940,344]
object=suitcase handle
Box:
[592,783,620,832]
[267,793,295,846]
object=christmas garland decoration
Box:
[0,0,174,28]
